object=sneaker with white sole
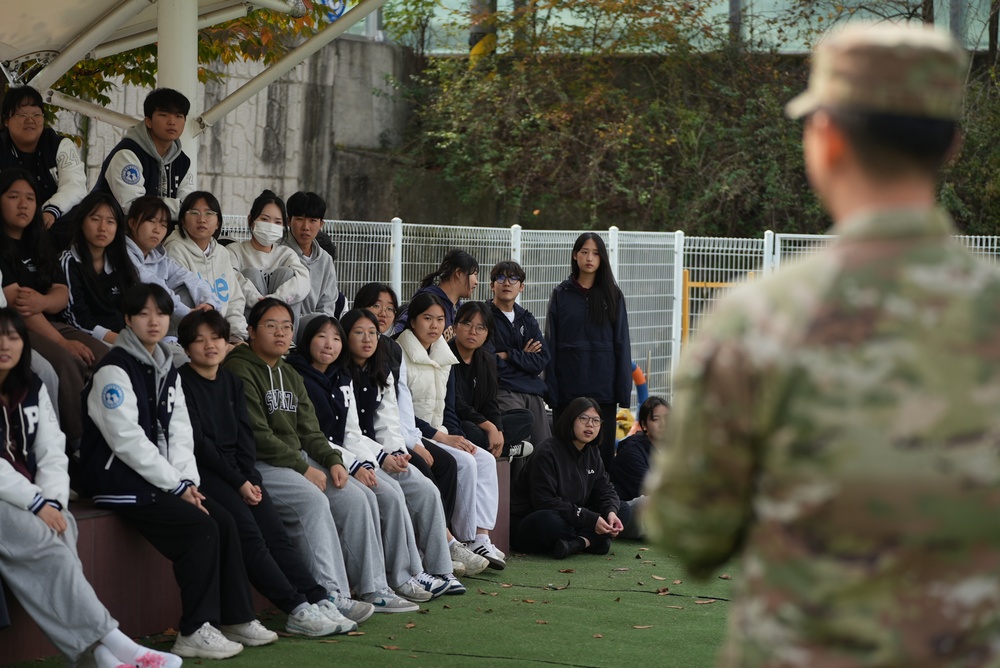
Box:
[328,594,375,624]
[450,541,489,575]
[219,619,279,647]
[443,574,467,595]
[415,572,450,598]
[171,622,243,660]
[286,604,349,637]
[395,576,434,602]
[503,441,533,458]
[452,559,467,578]
[470,540,506,570]
[364,587,421,613]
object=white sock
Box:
[449,538,460,547]
[93,645,128,668]
[100,630,183,668]
[473,534,490,545]
[99,629,139,662]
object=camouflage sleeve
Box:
[645,327,761,580]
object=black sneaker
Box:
[503,441,533,458]
[551,538,585,560]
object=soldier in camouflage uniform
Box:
[646,23,1000,667]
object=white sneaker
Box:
[470,538,506,570]
[328,594,375,624]
[219,619,279,647]
[504,441,533,458]
[443,574,467,595]
[450,540,489,576]
[314,599,359,633]
[396,576,434,602]
[415,571,450,598]
[171,622,244,659]
[364,587,421,613]
[452,560,467,578]
[285,604,347,637]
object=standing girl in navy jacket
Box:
[544,233,632,470]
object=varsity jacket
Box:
[222,344,344,475]
[164,230,249,339]
[486,301,549,397]
[350,366,408,459]
[60,248,127,341]
[93,122,194,219]
[178,364,261,490]
[544,278,632,407]
[511,436,620,529]
[0,127,87,220]
[80,328,199,506]
[0,377,68,513]
[396,328,464,439]
[126,236,221,319]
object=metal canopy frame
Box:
[1,0,387,179]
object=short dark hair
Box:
[490,260,526,283]
[638,396,670,431]
[247,297,294,330]
[177,309,230,349]
[553,397,602,442]
[125,196,170,238]
[286,191,327,219]
[0,308,34,401]
[177,191,223,239]
[404,292,448,330]
[454,301,495,344]
[122,283,174,317]
[1,86,44,122]
[143,88,190,118]
[354,283,398,312]
[294,314,345,366]
[825,108,958,177]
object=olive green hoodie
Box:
[222,343,342,474]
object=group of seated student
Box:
[0,81,665,663]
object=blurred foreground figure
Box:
[647,22,1000,668]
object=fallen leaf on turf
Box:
[558,569,575,573]
[389,636,397,640]
[613,568,629,572]
[666,606,684,610]
[651,575,666,581]
[276,631,295,637]
[544,581,571,591]
[523,599,536,603]
[536,620,548,624]
[318,639,341,644]
[695,600,716,605]
[614,597,621,602]
[633,625,653,629]
[593,634,603,638]
[637,581,645,586]
[719,574,732,580]
[347,631,365,636]
[635,554,642,559]
[673,580,683,585]
[383,645,401,650]
[501,584,513,588]
[477,588,489,595]
[443,605,451,609]
[405,623,416,629]
[418,609,430,614]
[638,547,649,551]
[656,588,670,595]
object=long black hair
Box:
[420,249,479,289]
[247,189,288,242]
[0,308,34,403]
[571,232,620,326]
[70,191,139,297]
[450,301,498,412]
[0,168,56,292]
[177,191,223,240]
[339,308,391,390]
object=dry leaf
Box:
[404,623,416,629]
[523,599,536,603]
[666,605,684,610]
[719,574,732,580]
[318,639,341,644]
[633,625,653,629]
[477,588,489,595]
[638,547,650,551]
[656,587,670,596]
[651,575,666,581]
[614,597,621,602]
[535,620,548,624]
[613,568,629,572]
[593,633,604,638]
[635,554,642,559]
[695,600,716,605]
[418,609,430,614]
[637,581,645,586]
[544,581,571,591]
[558,569,575,573]
[673,580,683,585]
[276,631,295,637]
[347,631,366,636]
[443,605,451,609]
[501,584,513,588]
[388,636,396,640]
[382,645,401,650]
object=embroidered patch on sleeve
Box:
[121,164,141,185]
[102,384,125,409]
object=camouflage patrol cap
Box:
[786,22,968,120]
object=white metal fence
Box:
[220,215,1000,408]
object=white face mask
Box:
[251,220,284,246]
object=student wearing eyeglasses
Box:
[0,86,87,249]
[510,396,630,559]
[165,191,249,342]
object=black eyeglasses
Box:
[494,275,523,285]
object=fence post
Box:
[670,230,685,397]
[608,225,620,280]
[763,230,775,276]
[391,217,403,298]
[510,224,522,263]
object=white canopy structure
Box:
[1,0,387,177]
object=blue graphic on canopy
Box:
[318,0,347,21]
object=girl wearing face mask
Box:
[226,190,310,321]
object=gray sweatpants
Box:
[386,466,452,576]
[0,503,116,664]
[358,471,421,588]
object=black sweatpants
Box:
[199,470,328,614]
[114,493,255,636]
[461,408,535,452]
[510,499,633,555]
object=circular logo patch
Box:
[121,164,141,185]
[101,383,125,410]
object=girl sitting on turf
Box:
[0,306,183,668]
[81,283,275,659]
[177,308,355,637]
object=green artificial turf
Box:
[11,540,734,668]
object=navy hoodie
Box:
[486,301,549,397]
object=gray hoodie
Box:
[126,236,221,319]
[283,238,342,318]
